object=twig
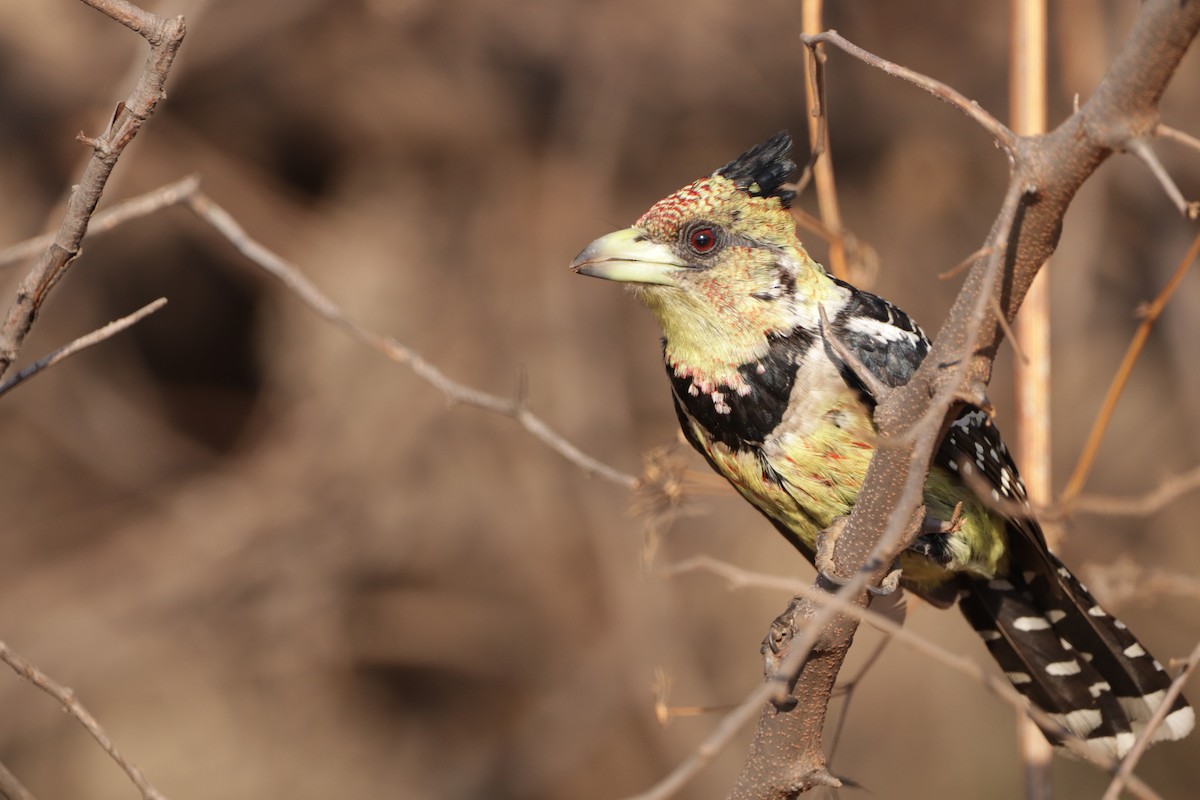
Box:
[0,1,185,380]
[0,299,167,400]
[1127,138,1200,220]
[937,245,993,281]
[801,30,1019,155]
[658,556,1161,794]
[1157,122,1200,155]
[1083,557,1200,608]
[1073,463,1200,517]
[801,1,849,281]
[0,176,200,270]
[182,191,638,489]
[0,640,167,800]
[0,760,38,800]
[1060,228,1200,507]
[1102,637,1200,800]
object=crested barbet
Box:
[570,131,1193,759]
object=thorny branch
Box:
[707,3,1200,799]
[0,299,167,400]
[0,0,184,380]
[180,192,638,489]
[0,640,167,800]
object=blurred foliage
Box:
[0,1,1197,798]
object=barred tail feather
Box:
[958,536,1193,759]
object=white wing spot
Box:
[1154,660,1165,672]
[1087,605,1106,617]
[1046,609,1066,623]
[1013,616,1051,631]
[1006,671,1033,685]
[1057,567,1072,579]
[1060,638,1074,650]
[977,629,1001,641]
[1051,708,1104,737]
[1124,643,1147,658]
[1088,681,1112,698]
[1114,619,1127,630]
[1046,660,1082,676]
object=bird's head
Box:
[572,131,839,388]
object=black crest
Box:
[714,131,796,208]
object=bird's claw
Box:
[816,517,903,595]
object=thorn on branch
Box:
[1127,137,1199,220]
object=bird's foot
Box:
[921,501,965,536]
[816,517,903,596]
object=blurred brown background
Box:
[0,1,1197,798]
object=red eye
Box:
[688,226,717,253]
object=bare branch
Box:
[937,245,993,281]
[658,557,1161,797]
[0,299,167,400]
[1073,463,1200,517]
[0,2,185,380]
[183,192,638,489]
[0,760,38,800]
[0,640,167,800]
[1102,637,1200,800]
[0,176,200,270]
[801,1,849,281]
[1127,137,1200,220]
[1061,228,1200,507]
[801,30,1019,154]
[1157,122,1200,154]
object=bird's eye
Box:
[687,226,718,254]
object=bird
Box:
[570,131,1193,759]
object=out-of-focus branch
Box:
[1127,138,1200,219]
[1009,0,1056,792]
[0,1,184,380]
[1102,637,1200,800]
[0,299,167,400]
[1084,557,1200,607]
[0,640,167,800]
[1073,463,1200,517]
[653,556,1159,797]
[0,176,200,270]
[0,760,38,800]
[803,30,1019,155]
[181,192,638,489]
[1060,228,1200,508]
[801,0,848,282]
[1157,122,1200,154]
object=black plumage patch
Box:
[827,281,930,398]
[714,131,796,208]
[667,328,813,452]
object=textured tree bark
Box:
[732,1,1200,796]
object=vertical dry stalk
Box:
[801,0,849,281]
[1009,0,1055,796]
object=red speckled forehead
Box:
[635,174,795,245]
[635,176,743,239]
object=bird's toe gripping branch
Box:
[815,516,903,596]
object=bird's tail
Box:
[957,532,1193,759]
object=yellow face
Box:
[572,173,838,389]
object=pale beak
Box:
[570,228,687,286]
